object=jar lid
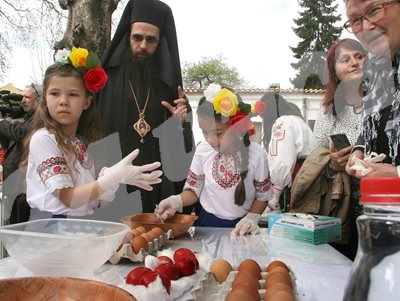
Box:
[360,178,400,204]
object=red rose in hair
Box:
[228,112,253,133]
[254,100,266,115]
[83,66,108,93]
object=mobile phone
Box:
[330,133,351,150]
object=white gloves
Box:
[263,186,282,215]
[154,194,183,221]
[231,213,260,236]
[97,149,163,194]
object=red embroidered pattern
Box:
[71,136,90,168]
[37,156,70,182]
[212,153,241,189]
[186,170,205,188]
[254,176,272,193]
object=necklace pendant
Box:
[133,113,151,143]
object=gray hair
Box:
[29,83,43,102]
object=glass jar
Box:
[343,177,400,301]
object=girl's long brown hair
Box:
[21,63,102,168]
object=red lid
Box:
[360,178,400,204]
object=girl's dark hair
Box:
[21,63,102,167]
[197,92,250,206]
[261,92,303,149]
[322,38,366,116]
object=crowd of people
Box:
[0,0,399,261]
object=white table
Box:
[0,227,353,301]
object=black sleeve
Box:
[0,119,30,142]
[352,134,365,153]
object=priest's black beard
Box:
[121,49,159,103]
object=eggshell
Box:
[264,282,293,300]
[266,260,290,273]
[135,226,147,234]
[151,227,164,238]
[140,232,153,242]
[264,272,292,289]
[267,290,295,301]
[238,259,262,279]
[131,235,149,253]
[130,228,141,237]
[233,282,260,301]
[225,288,256,301]
[210,259,233,283]
[232,272,259,290]
[268,266,290,276]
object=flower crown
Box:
[54,47,108,93]
[203,84,266,136]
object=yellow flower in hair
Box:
[69,47,89,68]
[213,88,239,117]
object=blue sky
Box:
[2,0,351,90]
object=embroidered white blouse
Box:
[26,128,102,216]
[184,140,272,220]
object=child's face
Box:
[198,114,238,153]
[46,75,92,136]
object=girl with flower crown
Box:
[21,47,163,218]
[155,84,272,235]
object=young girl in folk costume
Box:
[155,84,272,236]
[23,47,162,218]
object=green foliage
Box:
[182,55,244,89]
[290,0,342,89]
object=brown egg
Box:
[233,282,260,301]
[225,288,256,301]
[151,227,164,238]
[210,259,233,283]
[264,272,292,289]
[232,272,259,290]
[264,282,293,300]
[266,260,290,273]
[130,235,149,253]
[267,290,295,301]
[268,266,291,276]
[140,232,153,242]
[238,259,262,279]
[135,226,147,234]
[130,228,141,237]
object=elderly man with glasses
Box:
[0,83,42,224]
[343,0,400,177]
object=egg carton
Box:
[109,229,172,264]
[187,267,298,301]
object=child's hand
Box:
[97,149,163,193]
[231,213,260,236]
[154,194,183,221]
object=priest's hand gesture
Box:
[161,86,188,124]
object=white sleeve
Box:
[30,131,74,193]
[254,146,272,201]
[183,146,205,198]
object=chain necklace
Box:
[128,79,151,143]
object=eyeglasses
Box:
[343,0,400,33]
[130,34,159,44]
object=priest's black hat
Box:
[101,0,182,93]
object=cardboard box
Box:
[268,213,341,245]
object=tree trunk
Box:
[56,0,120,57]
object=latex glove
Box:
[97,149,163,194]
[154,194,183,221]
[231,213,260,236]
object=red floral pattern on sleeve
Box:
[186,170,205,188]
[254,176,272,193]
[71,137,91,169]
[37,157,70,182]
